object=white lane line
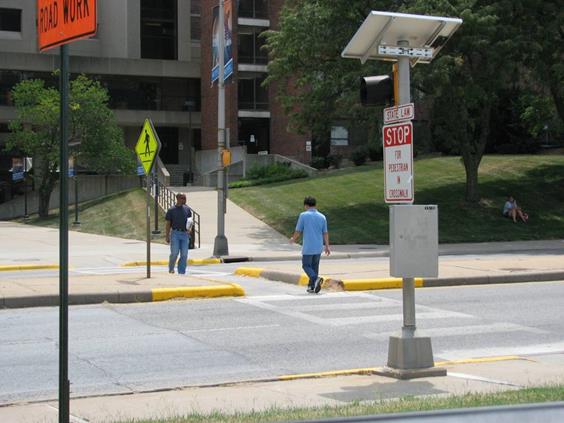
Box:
[237,292,371,302]
[71,267,230,276]
[236,297,329,326]
[365,322,548,341]
[448,372,522,387]
[183,324,280,333]
[289,300,401,311]
[438,341,564,360]
[327,311,473,327]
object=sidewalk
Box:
[1,353,563,422]
[1,214,564,307]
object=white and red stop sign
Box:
[383,122,413,203]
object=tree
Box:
[263,0,393,155]
[265,0,555,203]
[6,74,135,217]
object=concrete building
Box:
[0,0,201,194]
[0,0,312,206]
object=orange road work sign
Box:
[37,0,97,52]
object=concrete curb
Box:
[1,284,245,309]
[152,284,245,301]
[122,257,250,267]
[122,258,222,267]
[0,264,59,272]
[234,267,564,290]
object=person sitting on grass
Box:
[503,196,528,223]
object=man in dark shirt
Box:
[165,192,192,274]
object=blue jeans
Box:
[302,254,321,288]
[169,230,189,274]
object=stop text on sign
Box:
[37,0,97,52]
[383,122,412,147]
[383,121,413,203]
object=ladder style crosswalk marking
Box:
[439,341,564,361]
[237,292,546,344]
[365,322,548,341]
[326,311,474,327]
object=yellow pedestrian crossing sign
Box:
[135,118,161,175]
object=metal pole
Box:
[73,173,80,225]
[213,0,229,256]
[23,158,29,219]
[146,175,151,278]
[397,40,417,335]
[152,166,160,234]
[58,43,70,423]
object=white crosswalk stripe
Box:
[237,292,545,339]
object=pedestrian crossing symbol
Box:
[135,118,161,175]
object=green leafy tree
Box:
[263,0,393,155]
[265,0,560,203]
[6,74,135,217]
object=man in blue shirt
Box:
[165,193,192,274]
[290,196,331,293]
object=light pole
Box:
[69,141,81,226]
[213,0,229,256]
[23,157,29,219]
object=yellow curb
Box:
[298,274,310,286]
[342,278,424,291]
[435,355,524,366]
[0,264,60,272]
[278,357,524,381]
[123,258,222,267]
[190,258,221,265]
[234,267,264,277]
[151,284,245,301]
[279,368,378,381]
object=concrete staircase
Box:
[163,164,193,186]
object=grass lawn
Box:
[229,155,564,244]
[19,188,169,244]
[17,155,564,245]
[118,385,564,423]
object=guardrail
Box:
[147,178,200,249]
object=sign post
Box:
[341,10,462,379]
[135,119,162,279]
[37,2,97,421]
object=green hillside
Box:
[20,155,564,244]
[228,155,564,244]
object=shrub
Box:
[230,163,308,188]
[351,146,368,166]
[326,154,343,169]
[310,156,327,169]
[367,143,383,161]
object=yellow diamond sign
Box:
[135,119,161,175]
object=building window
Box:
[238,27,267,65]
[238,0,268,19]
[331,126,349,146]
[141,0,177,60]
[190,0,201,41]
[100,75,201,112]
[0,8,21,32]
[238,75,268,110]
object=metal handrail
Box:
[148,179,201,249]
